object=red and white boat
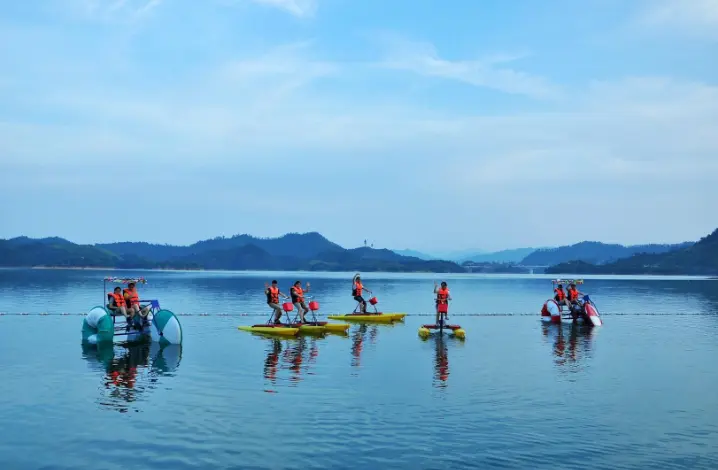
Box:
[541,279,602,327]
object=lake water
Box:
[1,269,718,469]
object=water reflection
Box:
[350,324,378,368]
[541,323,597,371]
[81,341,182,412]
[420,333,465,389]
[262,336,323,391]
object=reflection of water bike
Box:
[418,301,466,339]
[541,279,602,327]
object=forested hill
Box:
[545,228,718,275]
[0,233,464,273]
[521,241,693,266]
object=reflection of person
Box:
[265,280,289,324]
[352,274,372,313]
[434,338,449,386]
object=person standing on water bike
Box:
[290,281,311,323]
[434,281,452,324]
[265,280,289,324]
[352,274,372,313]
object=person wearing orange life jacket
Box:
[265,280,289,324]
[352,274,372,314]
[124,282,150,325]
[553,283,570,311]
[567,283,584,304]
[108,286,132,322]
[433,281,452,324]
[290,281,311,323]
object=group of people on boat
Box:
[265,280,313,324]
[107,281,150,328]
[553,282,584,312]
[263,274,453,324]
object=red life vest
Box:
[554,288,565,300]
[292,286,304,302]
[267,286,279,304]
[112,292,126,307]
[437,287,449,304]
[568,289,579,301]
[353,282,363,297]
[124,288,139,306]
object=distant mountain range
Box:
[1,230,711,274]
[546,228,718,275]
[394,241,693,266]
[521,241,694,266]
[0,233,465,273]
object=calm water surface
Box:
[1,269,718,469]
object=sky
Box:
[0,0,717,252]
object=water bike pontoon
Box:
[82,277,183,346]
[418,302,465,339]
[327,296,406,323]
[541,279,603,327]
[239,298,350,337]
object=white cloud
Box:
[640,0,718,38]
[250,0,317,17]
[373,35,561,99]
[1,2,716,248]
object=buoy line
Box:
[0,311,714,317]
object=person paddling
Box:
[265,280,289,324]
[290,280,311,323]
[434,281,452,324]
[352,274,372,314]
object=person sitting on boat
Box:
[108,286,132,322]
[352,274,372,314]
[290,281,311,323]
[124,282,149,325]
[265,280,289,324]
[567,283,584,305]
[553,284,570,311]
[434,281,452,324]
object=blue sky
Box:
[0,0,716,252]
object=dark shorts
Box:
[354,296,365,303]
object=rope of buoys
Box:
[0,311,715,316]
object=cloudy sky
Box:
[0,0,716,252]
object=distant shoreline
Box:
[0,266,712,280]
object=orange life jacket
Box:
[568,288,579,301]
[112,292,126,307]
[124,288,139,306]
[353,281,363,297]
[267,286,279,304]
[554,288,565,300]
[291,286,304,302]
[436,287,450,304]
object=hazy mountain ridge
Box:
[1,233,463,273]
[546,229,716,275]
[521,241,693,266]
